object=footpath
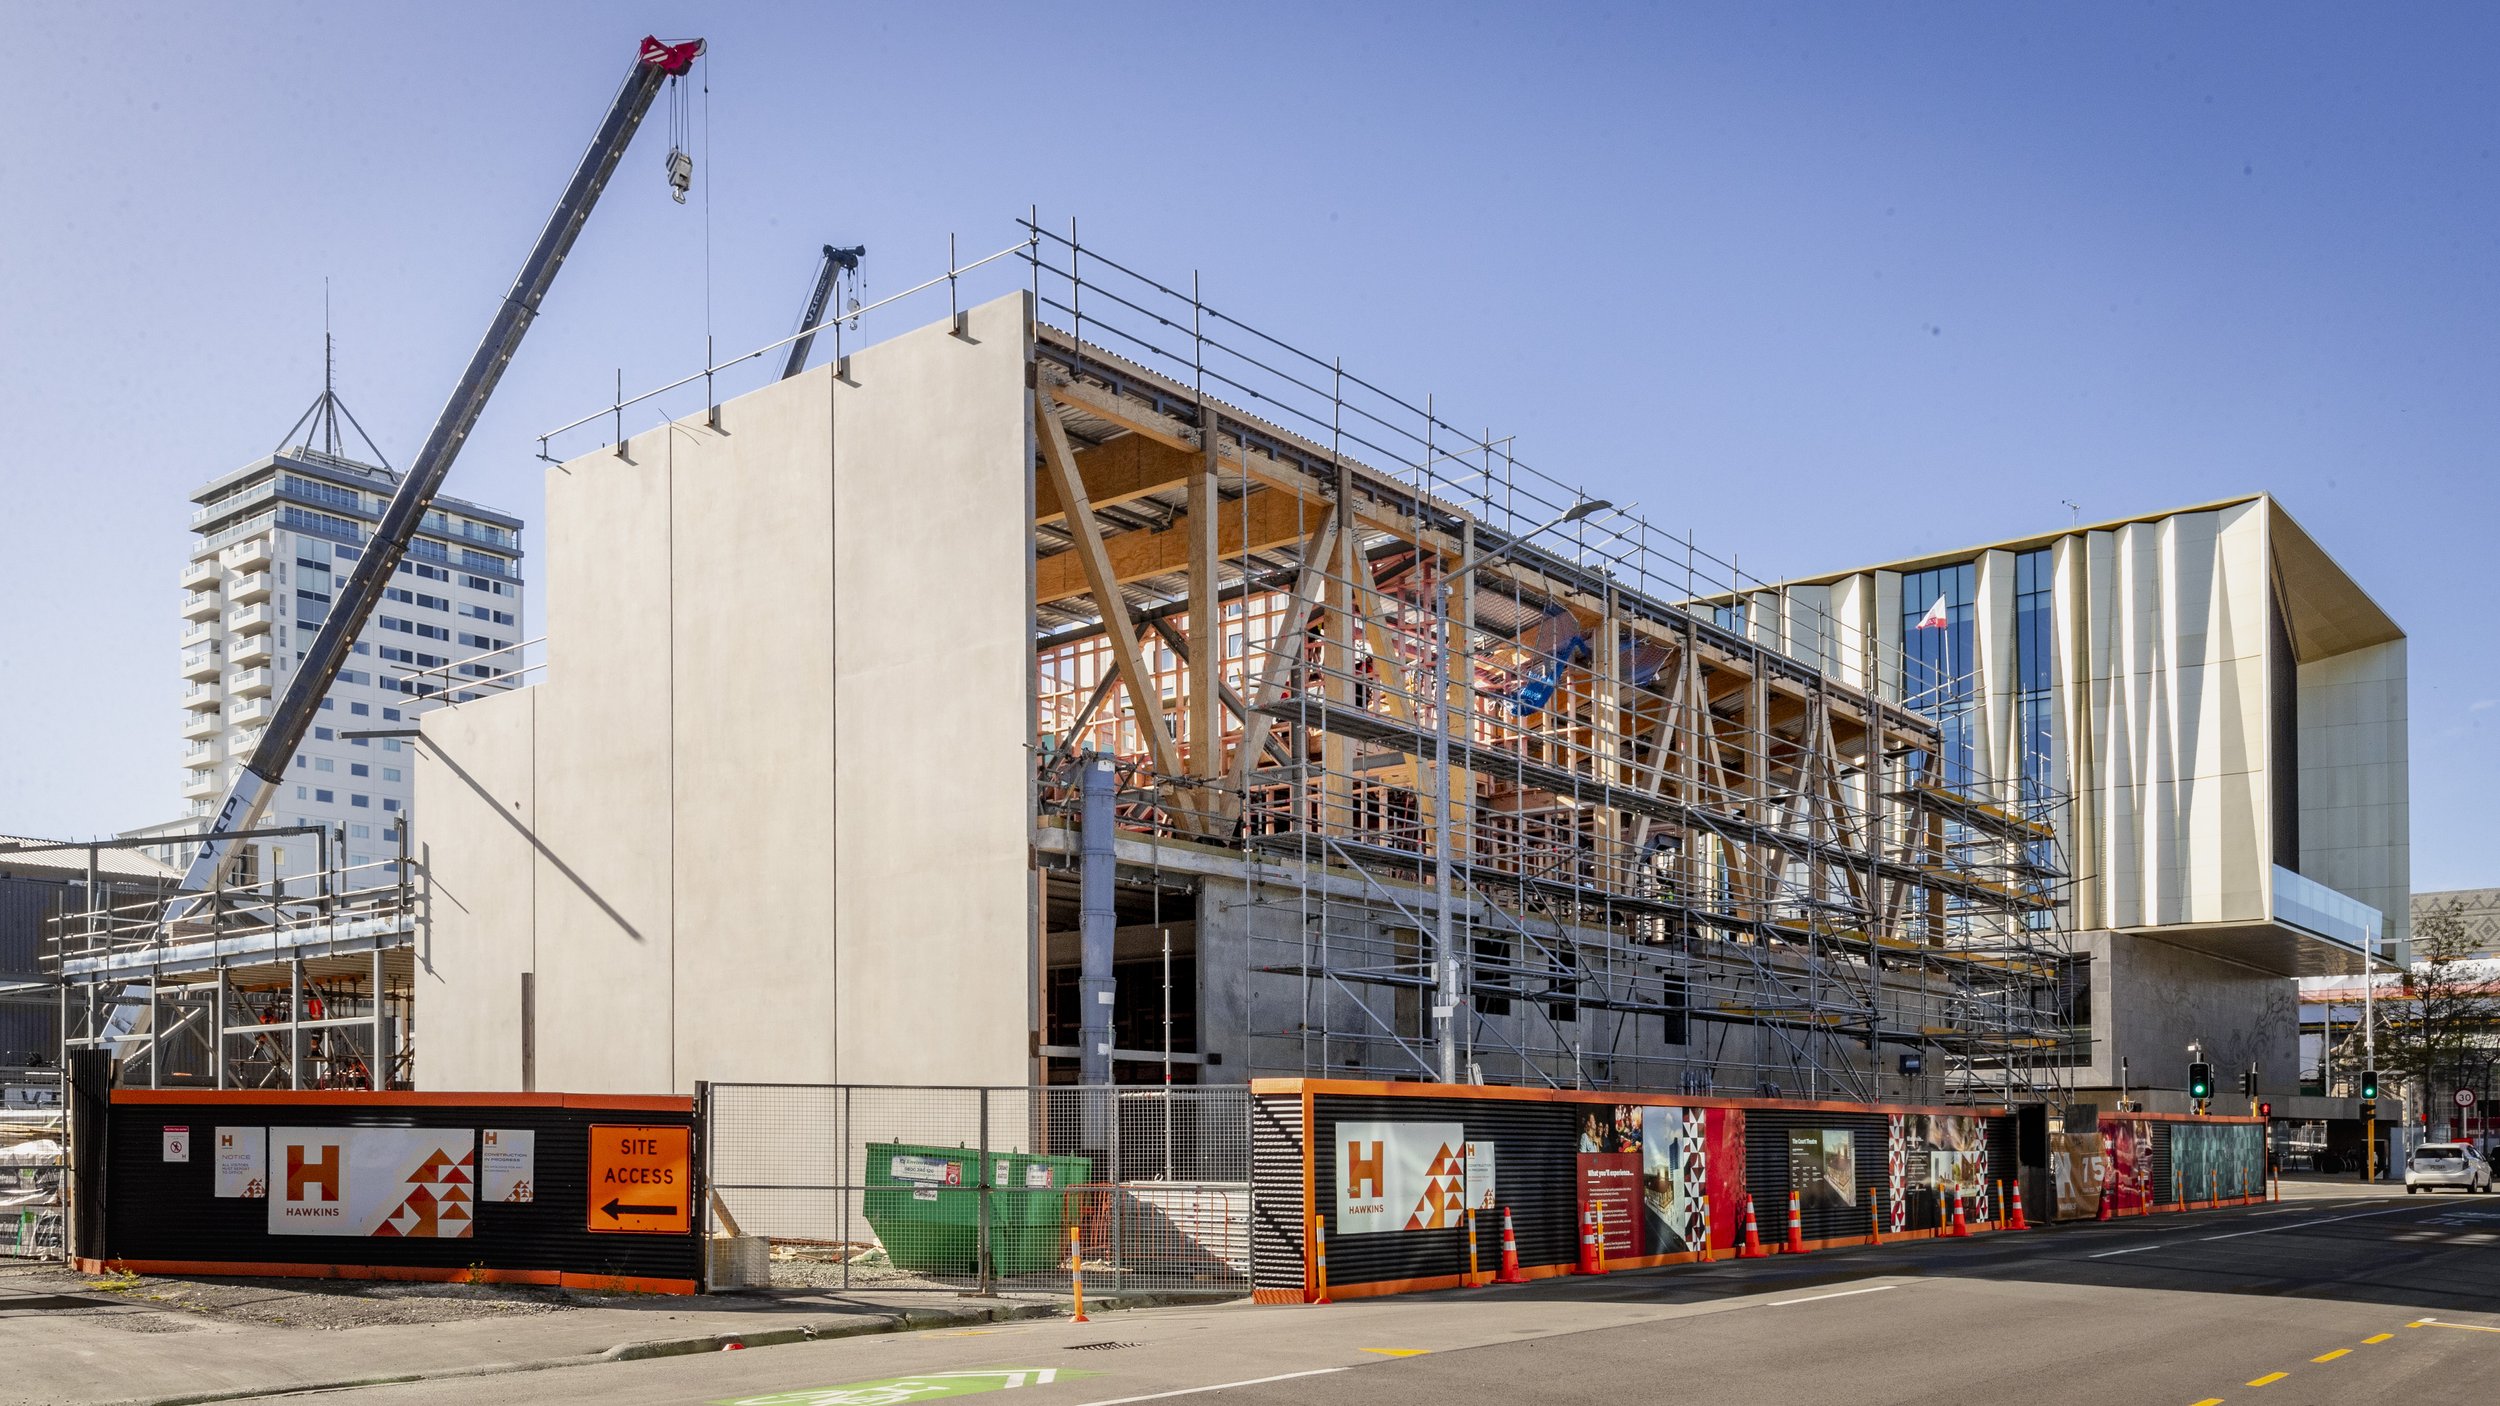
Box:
[2,1261,1215,1406]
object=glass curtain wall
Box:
[1899,561,1976,789]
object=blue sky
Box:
[3,3,2492,887]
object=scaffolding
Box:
[1018,218,2078,1107]
[45,826,418,1090]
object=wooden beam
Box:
[1034,389,1188,786]
[1034,434,1199,527]
[1230,506,1339,794]
[1036,487,1309,606]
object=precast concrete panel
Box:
[828,292,1033,1087]
[535,421,680,1094]
[412,687,538,1090]
[666,367,842,1087]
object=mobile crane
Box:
[120,37,706,1047]
[781,244,867,379]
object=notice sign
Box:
[1578,1151,1643,1260]
[162,1126,190,1163]
[269,1128,475,1238]
[588,1125,690,1234]
[481,1129,535,1203]
[214,1127,266,1199]
[1462,1142,1497,1212]
[1335,1121,1467,1235]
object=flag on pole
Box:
[1913,595,1950,631]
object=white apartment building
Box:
[1712,495,2405,1111]
[178,444,524,891]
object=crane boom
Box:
[173,35,704,905]
[780,244,866,380]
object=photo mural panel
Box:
[2099,1117,2155,1211]
[1788,1129,1857,1211]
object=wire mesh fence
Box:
[703,1083,1251,1296]
[2,1073,66,1260]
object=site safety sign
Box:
[588,1124,690,1234]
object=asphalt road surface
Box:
[258,1186,2500,1406]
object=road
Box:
[239,1185,2500,1406]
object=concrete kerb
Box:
[105,1292,1246,1406]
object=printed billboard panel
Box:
[2050,1130,2105,1219]
[2101,1117,2154,1212]
[2174,1122,2264,1201]
[1335,1121,1467,1235]
[1790,1129,1857,1210]
[213,1127,265,1200]
[1640,1106,1699,1252]
[1921,1114,1985,1199]
[268,1127,476,1238]
[1579,1151,1643,1259]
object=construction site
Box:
[32,38,2081,1116]
[392,216,2081,1112]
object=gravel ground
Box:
[0,1260,597,1332]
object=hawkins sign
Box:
[267,1128,477,1238]
[1334,1120,1469,1236]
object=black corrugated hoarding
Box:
[1250,1093,1306,1299]
[1742,1106,1891,1243]
[100,1093,700,1289]
[1310,1093,1579,1289]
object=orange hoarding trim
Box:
[1248,1076,2012,1121]
[108,1090,692,1113]
[71,1257,694,1296]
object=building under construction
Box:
[398,225,2075,1109]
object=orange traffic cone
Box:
[1494,1205,1529,1284]
[2009,1182,2029,1230]
[1738,1194,1768,1258]
[1576,1202,1602,1275]
[2096,1181,2113,1222]
[1784,1188,1806,1254]
[1947,1189,1969,1238]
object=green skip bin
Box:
[861,1142,1093,1277]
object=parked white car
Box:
[2405,1143,2493,1193]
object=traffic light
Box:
[2240,1069,2258,1098]
[2360,1068,2379,1100]
[2189,1061,2213,1101]
[2258,1101,2272,1118]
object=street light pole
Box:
[1428,496,1609,1085]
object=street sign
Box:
[2457,1088,2477,1109]
[587,1124,690,1234]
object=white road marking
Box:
[2416,1317,2500,1334]
[1076,1368,1351,1404]
[1769,1285,1896,1306]
[2198,1206,2419,1241]
[2088,1244,2164,1258]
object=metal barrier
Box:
[702,1084,1251,1296]
[2,1069,65,1260]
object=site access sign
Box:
[587,1124,690,1234]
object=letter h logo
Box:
[287,1143,340,1202]
[1345,1140,1385,1199]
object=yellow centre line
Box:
[2313,1349,2350,1362]
[2363,1333,2394,1344]
[2190,1399,2224,1406]
[2247,1372,2289,1387]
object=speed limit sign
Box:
[2457,1088,2477,1109]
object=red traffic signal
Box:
[2258,1101,2272,1118]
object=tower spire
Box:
[278,281,392,471]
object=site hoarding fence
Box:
[70,1067,705,1293]
[700,1083,1253,1296]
